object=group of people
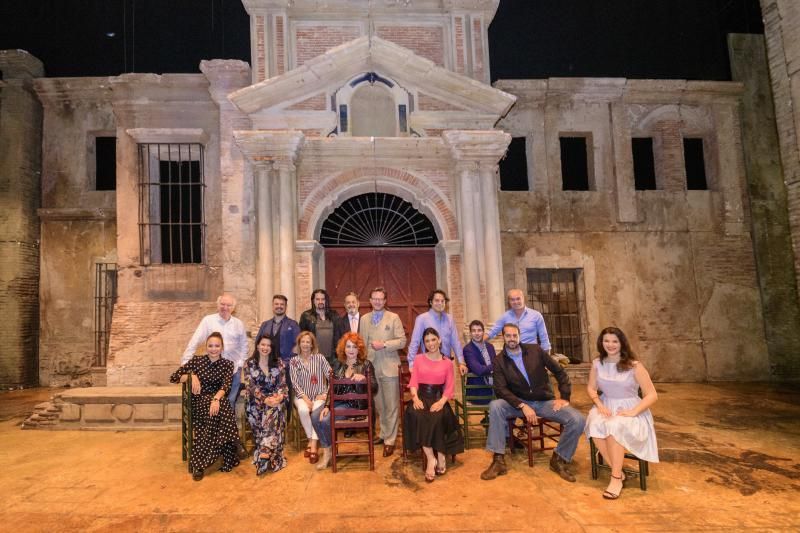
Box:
[171,288,659,500]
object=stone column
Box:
[456,162,482,322]
[479,164,505,320]
[233,130,305,319]
[255,165,275,320]
[443,130,512,322]
[610,101,639,222]
[276,160,297,318]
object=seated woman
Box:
[289,331,331,465]
[462,319,496,405]
[585,326,659,499]
[403,327,465,483]
[312,332,379,470]
[244,334,288,475]
[170,331,241,481]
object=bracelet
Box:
[212,398,220,402]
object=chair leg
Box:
[639,459,648,491]
[526,421,534,467]
[590,438,599,480]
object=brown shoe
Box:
[480,453,508,480]
[549,453,576,482]
[382,444,395,457]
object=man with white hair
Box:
[182,293,249,409]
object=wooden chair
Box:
[328,368,375,472]
[286,402,308,451]
[397,362,413,461]
[180,377,194,472]
[506,416,562,467]
[589,438,650,490]
[453,372,494,449]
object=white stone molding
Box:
[125,128,209,145]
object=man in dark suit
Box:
[256,294,300,364]
[299,289,341,365]
[463,319,496,406]
[481,323,585,482]
[338,291,361,336]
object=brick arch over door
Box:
[298,167,458,242]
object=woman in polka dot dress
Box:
[171,331,242,481]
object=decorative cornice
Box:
[494,78,744,107]
[442,129,511,163]
[126,128,209,144]
[233,130,305,164]
[241,0,500,19]
[34,77,113,106]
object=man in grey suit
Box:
[359,286,406,457]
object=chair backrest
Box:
[461,372,495,403]
[398,363,412,406]
[329,367,374,420]
[180,376,194,470]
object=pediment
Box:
[229,36,516,125]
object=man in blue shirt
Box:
[486,289,551,353]
[407,289,467,375]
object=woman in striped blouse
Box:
[289,330,332,464]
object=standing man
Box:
[299,289,341,365]
[407,289,467,375]
[359,287,406,457]
[480,324,585,482]
[486,289,551,353]
[182,293,249,410]
[255,294,300,365]
[338,291,361,335]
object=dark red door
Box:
[325,247,435,330]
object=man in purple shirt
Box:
[486,289,551,353]
[407,289,467,375]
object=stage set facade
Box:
[2,0,800,396]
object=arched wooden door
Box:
[325,247,435,331]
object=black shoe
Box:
[549,453,576,483]
[192,468,204,481]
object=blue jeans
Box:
[312,401,351,448]
[485,398,585,462]
[228,370,242,410]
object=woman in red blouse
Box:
[403,327,464,482]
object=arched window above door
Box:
[320,192,437,247]
[332,72,412,137]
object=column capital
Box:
[442,130,512,166]
[200,60,251,104]
[233,130,305,167]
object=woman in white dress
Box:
[585,326,658,499]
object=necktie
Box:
[351,316,357,332]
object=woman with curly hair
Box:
[312,332,378,470]
[585,326,659,500]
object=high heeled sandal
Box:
[303,447,312,458]
[602,474,624,500]
[435,458,447,476]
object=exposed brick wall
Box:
[761,0,800,297]
[454,16,466,74]
[447,254,464,328]
[376,25,444,66]
[287,93,327,111]
[256,15,266,82]
[275,14,286,76]
[417,93,462,111]
[295,25,361,67]
[297,166,457,240]
[472,18,485,82]
[653,120,687,190]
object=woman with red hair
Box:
[312,332,378,470]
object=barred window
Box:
[526,268,588,362]
[137,143,205,264]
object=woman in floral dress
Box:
[244,334,288,475]
[170,332,241,481]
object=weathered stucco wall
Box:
[0,50,43,387]
[34,77,117,386]
[496,79,770,382]
[729,33,800,381]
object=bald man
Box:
[485,289,551,353]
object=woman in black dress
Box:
[170,331,242,481]
[403,327,464,483]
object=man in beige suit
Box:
[359,286,406,457]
